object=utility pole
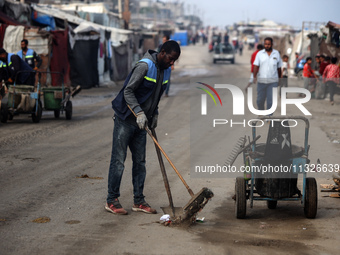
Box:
[122,0,130,29]
[118,0,124,28]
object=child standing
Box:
[280,55,289,95]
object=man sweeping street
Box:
[105,40,181,215]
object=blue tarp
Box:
[171,31,188,46]
[31,11,56,31]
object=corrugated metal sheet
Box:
[24,28,50,55]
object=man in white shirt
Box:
[253,37,282,112]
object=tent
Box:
[68,24,100,89]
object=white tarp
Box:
[3,25,24,53]
[32,4,132,46]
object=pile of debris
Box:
[321,172,340,198]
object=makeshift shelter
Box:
[24,28,51,85]
[50,30,70,86]
[319,21,340,63]
[32,4,134,84]
[111,41,131,81]
[68,24,100,89]
[2,0,31,25]
[3,25,24,53]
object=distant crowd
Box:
[299,53,340,105]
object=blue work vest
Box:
[112,58,171,120]
[0,53,15,68]
[17,48,34,60]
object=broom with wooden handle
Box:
[127,104,213,221]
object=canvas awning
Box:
[32,4,132,46]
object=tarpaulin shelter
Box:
[111,41,131,81]
[3,25,24,53]
[318,21,340,64]
[32,4,134,86]
[24,28,52,86]
[2,0,31,25]
[68,24,100,89]
[31,11,56,31]
[50,30,70,86]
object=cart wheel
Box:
[235,177,247,219]
[65,101,72,120]
[54,109,60,119]
[32,100,42,123]
[1,103,8,123]
[8,113,13,120]
[304,177,317,218]
[267,200,277,209]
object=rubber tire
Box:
[304,177,317,219]
[32,100,42,123]
[54,109,60,119]
[1,103,8,123]
[231,59,235,64]
[213,59,216,64]
[65,101,72,120]
[235,177,247,219]
[267,200,277,209]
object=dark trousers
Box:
[326,81,337,102]
[107,116,147,204]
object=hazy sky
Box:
[182,0,339,29]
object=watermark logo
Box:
[196,82,222,115]
[198,83,312,116]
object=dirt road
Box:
[0,44,339,255]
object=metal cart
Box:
[234,116,317,219]
[41,72,78,120]
[7,71,42,123]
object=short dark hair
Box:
[306,57,312,61]
[257,44,264,50]
[282,55,288,59]
[331,57,337,64]
[264,37,273,44]
[325,56,330,61]
[320,55,325,58]
[163,34,170,41]
[21,39,28,45]
[0,48,7,54]
[160,40,181,55]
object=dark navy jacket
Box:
[112,55,171,121]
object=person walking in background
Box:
[224,32,229,44]
[17,39,42,70]
[319,55,329,76]
[315,54,321,71]
[323,57,340,105]
[294,52,300,74]
[252,37,282,114]
[303,57,318,93]
[239,41,243,56]
[106,41,180,215]
[245,44,264,91]
[279,55,289,96]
